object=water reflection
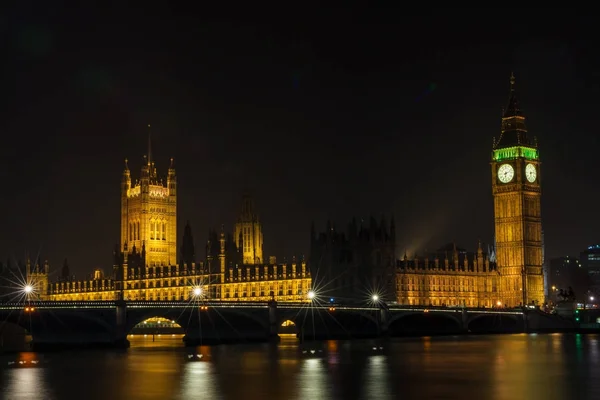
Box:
[361,355,392,400]
[3,366,54,400]
[178,362,219,399]
[298,358,331,399]
[2,334,600,399]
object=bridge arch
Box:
[278,308,380,338]
[125,309,186,334]
[125,306,269,334]
[388,311,463,334]
[467,313,520,332]
[278,309,379,327]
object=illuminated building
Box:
[120,133,178,269]
[234,194,264,264]
[25,74,545,308]
[32,145,311,302]
[396,243,499,307]
[491,73,544,306]
[395,74,545,307]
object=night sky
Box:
[2,7,599,277]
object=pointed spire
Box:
[496,72,532,148]
[147,124,152,167]
[124,158,129,171]
[503,72,521,118]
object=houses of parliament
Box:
[21,74,546,308]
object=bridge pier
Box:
[268,299,281,343]
[522,309,529,333]
[114,300,130,349]
[377,306,389,337]
[461,309,469,333]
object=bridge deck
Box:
[0,301,523,315]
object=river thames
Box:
[1,333,599,399]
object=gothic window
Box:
[136,222,140,240]
[162,222,166,240]
[150,220,155,240]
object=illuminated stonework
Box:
[396,243,500,307]
[395,74,545,308]
[234,194,264,264]
[492,146,539,162]
[120,145,177,267]
[37,146,311,302]
[46,260,311,302]
[491,74,545,307]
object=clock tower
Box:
[491,73,545,307]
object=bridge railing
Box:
[0,300,524,314]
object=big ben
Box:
[491,73,545,307]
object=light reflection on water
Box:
[1,334,600,400]
[178,362,219,399]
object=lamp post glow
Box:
[192,287,203,297]
[307,290,315,300]
[24,285,33,294]
[372,294,379,302]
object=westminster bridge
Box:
[0,300,578,350]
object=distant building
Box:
[580,245,600,296]
[548,256,579,288]
[309,216,396,302]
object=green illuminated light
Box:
[493,146,539,161]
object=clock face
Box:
[525,163,537,183]
[497,164,515,183]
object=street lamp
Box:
[192,287,203,297]
[307,290,316,300]
[372,294,379,302]
[24,285,33,294]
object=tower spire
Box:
[147,124,152,167]
[503,72,521,118]
[494,72,532,149]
